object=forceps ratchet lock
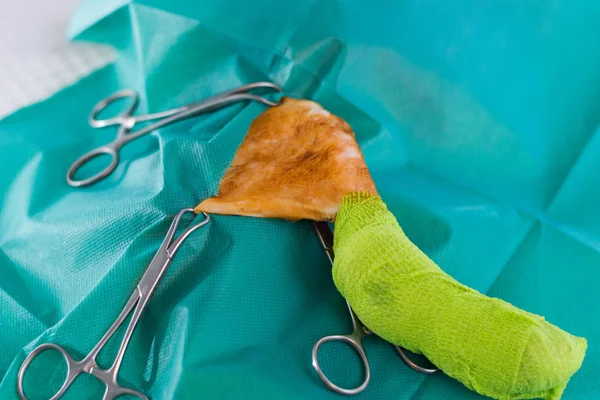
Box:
[67,82,282,188]
[17,209,210,400]
[311,221,438,395]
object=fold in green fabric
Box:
[332,193,587,400]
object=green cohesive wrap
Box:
[332,193,587,400]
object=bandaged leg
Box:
[332,193,586,400]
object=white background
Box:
[0,0,114,117]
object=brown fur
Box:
[194,97,377,221]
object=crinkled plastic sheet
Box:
[1,1,600,399]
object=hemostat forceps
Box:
[17,209,210,400]
[67,82,282,187]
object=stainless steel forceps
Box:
[17,209,210,400]
[67,82,282,188]
[311,221,438,395]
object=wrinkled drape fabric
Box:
[0,1,599,399]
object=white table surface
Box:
[0,0,114,118]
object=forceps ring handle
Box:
[312,335,371,396]
[89,90,138,128]
[394,346,438,374]
[66,144,120,188]
[106,386,148,400]
[66,90,137,187]
[17,343,79,400]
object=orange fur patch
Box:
[195,97,377,221]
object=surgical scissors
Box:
[17,209,210,400]
[67,82,283,188]
[311,221,438,395]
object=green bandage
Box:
[332,193,587,400]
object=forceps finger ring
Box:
[88,90,138,128]
[395,346,438,374]
[67,144,120,188]
[312,331,371,395]
[17,343,80,400]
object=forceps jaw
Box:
[135,209,210,297]
[217,81,283,106]
[159,209,211,260]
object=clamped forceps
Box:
[67,82,282,188]
[17,209,210,400]
[311,221,438,395]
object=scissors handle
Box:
[312,333,371,396]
